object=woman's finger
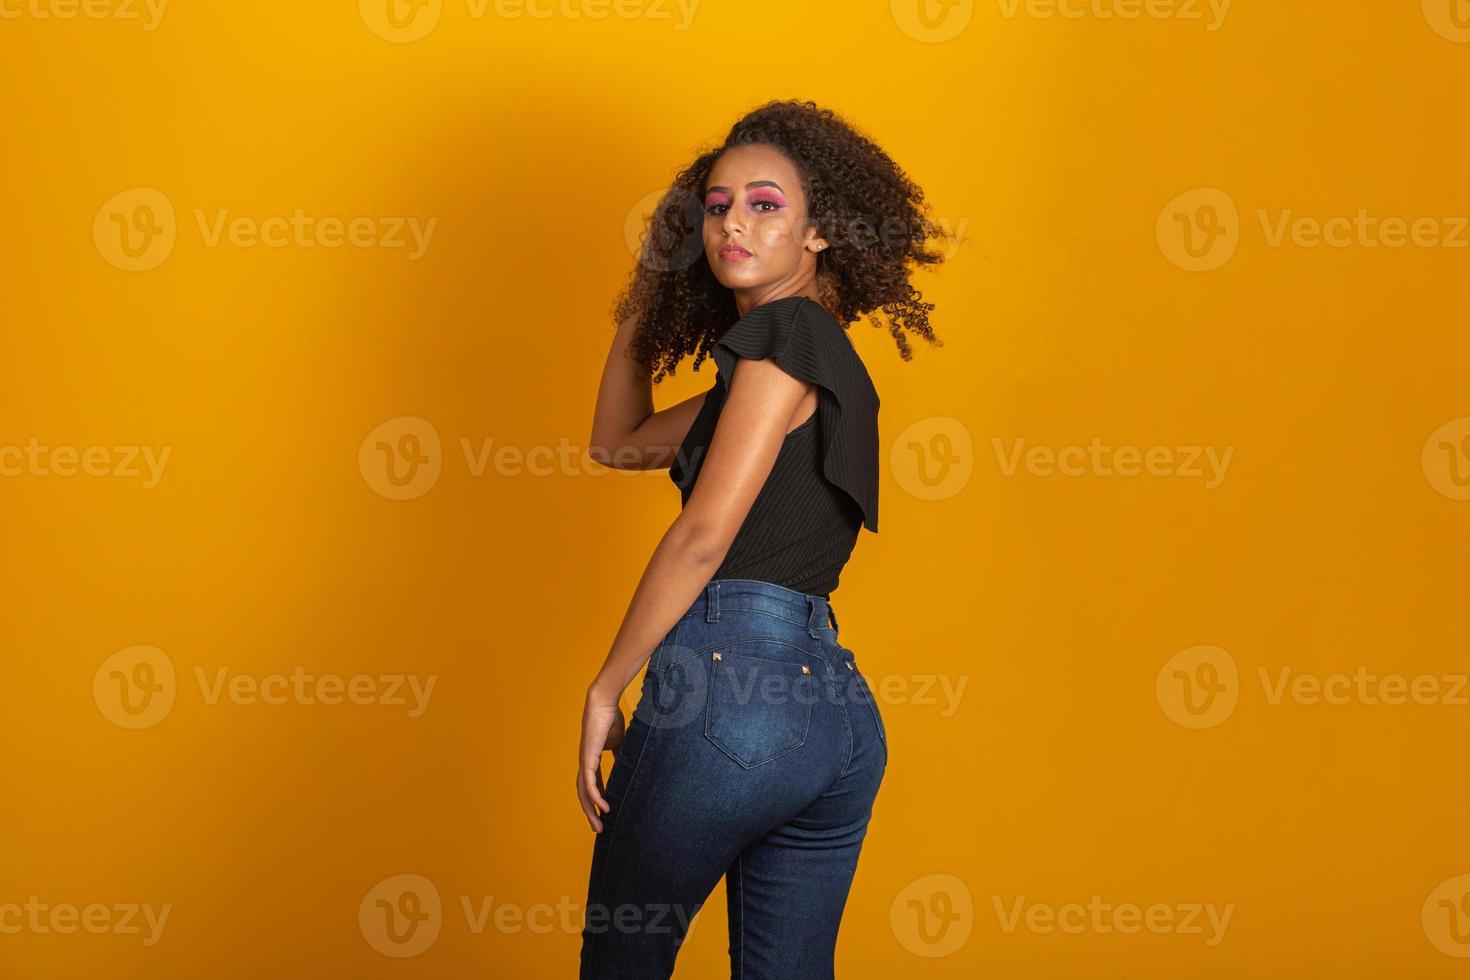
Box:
[583,761,610,815]
[575,773,602,833]
[580,767,607,833]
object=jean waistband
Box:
[683,577,840,638]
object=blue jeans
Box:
[579,578,888,979]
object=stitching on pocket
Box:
[703,651,816,769]
[664,635,817,671]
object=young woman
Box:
[579,99,948,979]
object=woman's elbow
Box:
[588,434,645,470]
[667,516,733,567]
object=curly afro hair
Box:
[614,99,953,383]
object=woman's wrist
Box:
[585,672,625,704]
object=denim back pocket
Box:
[703,649,816,769]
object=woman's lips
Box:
[719,244,752,260]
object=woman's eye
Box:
[705,200,782,215]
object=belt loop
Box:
[705,580,720,623]
[805,596,821,639]
[827,603,839,635]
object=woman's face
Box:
[703,144,827,295]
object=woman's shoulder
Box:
[711,294,880,532]
[715,295,876,401]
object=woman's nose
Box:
[721,203,745,236]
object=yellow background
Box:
[3,0,1469,976]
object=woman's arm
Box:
[588,315,710,471]
[576,352,817,831]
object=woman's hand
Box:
[577,682,626,833]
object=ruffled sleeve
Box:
[709,295,880,533]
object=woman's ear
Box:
[802,219,830,255]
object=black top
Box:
[669,295,880,598]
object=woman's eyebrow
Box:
[705,180,785,195]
